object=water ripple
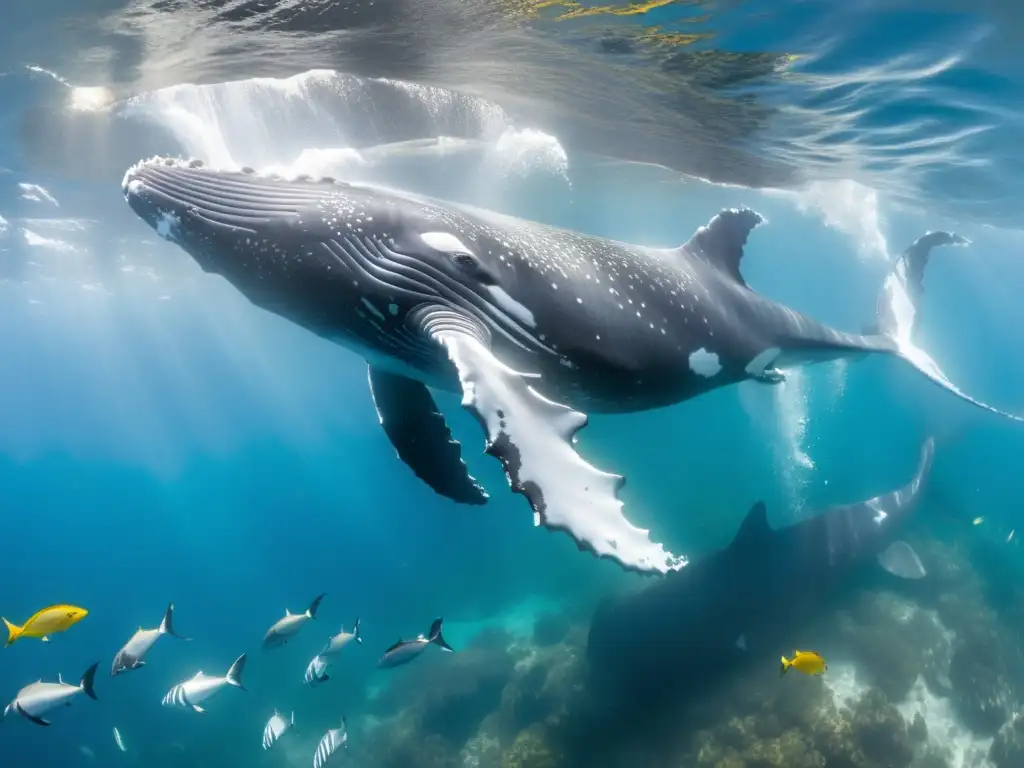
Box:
[2,0,1023,226]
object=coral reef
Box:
[357,625,586,767]
[989,715,1024,768]
[353,524,1024,768]
[500,725,563,768]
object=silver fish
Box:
[161,653,246,713]
[262,709,294,750]
[304,653,331,687]
[3,663,99,726]
[378,618,454,669]
[313,716,348,768]
[321,618,362,657]
[112,602,190,676]
[113,726,126,752]
[263,593,326,649]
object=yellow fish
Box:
[780,649,827,676]
[973,516,984,526]
[3,604,88,647]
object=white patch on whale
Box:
[745,346,781,376]
[420,231,471,254]
[418,231,537,328]
[156,211,180,241]
[688,348,721,378]
[486,286,536,328]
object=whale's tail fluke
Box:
[871,232,1023,424]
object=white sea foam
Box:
[18,182,59,207]
[121,69,516,172]
[766,179,889,262]
[492,128,569,181]
[21,229,79,253]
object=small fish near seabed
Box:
[3,662,99,726]
[262,709,294,750]
[378,618,454,669]
[161,653,246,713]
[305,653,331,687]
[3,604,88,646]
[321,618,362,657]
[780,650,827,677]
[113,726,126,752]
[112,602,190,676]
[313,716,348,768]
[263,593,326,649]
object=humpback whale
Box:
[586,437,935,705]
[121,157,1019,573]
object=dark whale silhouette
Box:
[586,437,934,704]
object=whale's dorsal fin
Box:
[732,501,773,550]
[683,208,765,286]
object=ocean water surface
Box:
[2,1,1024,767]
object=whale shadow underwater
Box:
[120,157,1020,573]
[584,436,935,718]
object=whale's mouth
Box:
[120,157,550,363]
[121,157,347,236]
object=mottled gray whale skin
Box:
[121,157,1019,574]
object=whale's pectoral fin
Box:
[877,540,927,579]
[368,366,488,506]
[427,322,685,574]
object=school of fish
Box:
[1,597,454,764]
[3,593,835,763]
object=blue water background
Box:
[1,1,1024,765]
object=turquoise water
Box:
[2,2,1024,767]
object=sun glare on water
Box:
[69,86,113,112]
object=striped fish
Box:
[161,653,246,713]
[313,717,347,768]
[304,654,331,687]
[262,709,294,750]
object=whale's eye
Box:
[451,251,499,286]
[418,231,498,285]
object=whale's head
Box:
[122,158,537,366]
